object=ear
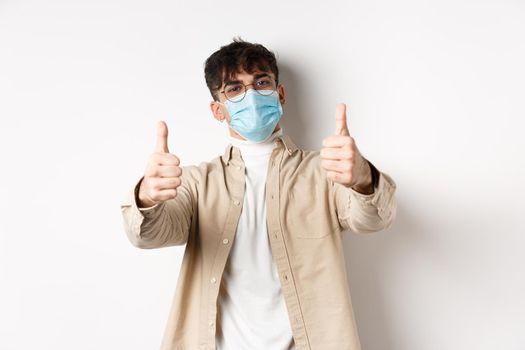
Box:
[277,84,286,105]
[210,100,227,122]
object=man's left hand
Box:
[320,103,374,194]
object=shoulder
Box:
[180,152,227,183]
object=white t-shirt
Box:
[216,129,295,350]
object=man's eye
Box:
[256,80,270,86]
[226,85,241,93]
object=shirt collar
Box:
[222,132,298,164]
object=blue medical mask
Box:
[222,89,283,143]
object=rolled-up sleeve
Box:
[120,166,197,249]
[333,167,397,234]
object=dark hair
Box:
[204,37,279,101]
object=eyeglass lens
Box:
[224,77,276,102]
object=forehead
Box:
[222,69,275,86]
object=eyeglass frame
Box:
[218,74,280,103]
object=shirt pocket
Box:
[285,181,338,239]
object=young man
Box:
[120,38,397,350]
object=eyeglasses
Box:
[220,76,278,103]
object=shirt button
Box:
[210,277,217,284]
[236,165,241,170]
[208,321,214,327]
[233,200,240,206]
[222,238,229,245]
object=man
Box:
[120,38,397,350]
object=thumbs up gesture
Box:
[137,121,183,208]
[320,103,373,193]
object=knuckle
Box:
[167,154,180,165]
[158,156,175,166]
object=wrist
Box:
[137,195,157,209]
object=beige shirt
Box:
[120,133,397,350]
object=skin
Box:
[137,70,373,208]
[321,103,374,194]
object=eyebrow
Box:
[223,73,272,87]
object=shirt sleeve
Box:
[332,161,397,233]
[120,166,197,249]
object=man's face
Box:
[210,70,286,139]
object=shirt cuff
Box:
[348,170,397,221]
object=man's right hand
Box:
[137,121,182,208]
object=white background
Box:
[1,0,524,349]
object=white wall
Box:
[1,0,524,349]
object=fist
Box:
[320,103,372,192]
[137,121,183,208]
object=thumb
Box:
[335,103,349,136]
[155,120,170,153]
